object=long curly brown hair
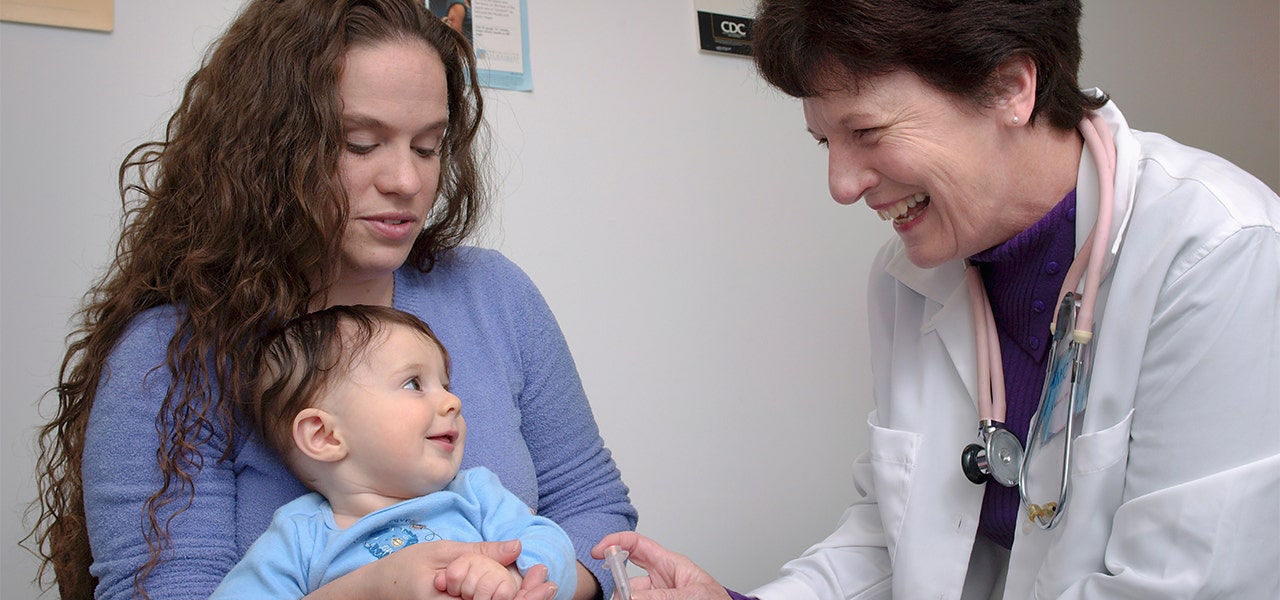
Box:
[25,1,486,598]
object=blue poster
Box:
[427,0,533,91]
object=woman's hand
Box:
[305,540,557,600]
[591,532,729,600]
[433,553,523,600]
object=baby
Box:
[211,305,575,599]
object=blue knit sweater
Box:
[82,247,637,599]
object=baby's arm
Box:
[461,468,577,599]
[437,553,522,600]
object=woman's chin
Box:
[903,247,951,270]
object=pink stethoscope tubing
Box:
[966,113,1116,426]
[961,114,1117,522]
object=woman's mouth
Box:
[877,192,930,225]
[361,215,419,240]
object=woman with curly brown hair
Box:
[27,1,635,598]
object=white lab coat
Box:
[751,99,1280,599]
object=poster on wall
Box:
[0,0,112,32]
[695,0,753,57]
[428,0,533,92]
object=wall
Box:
[1079,0,1278,191]
[1,1,1276,596]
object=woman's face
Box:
[336,39,448,288]
[803,70,1017,268]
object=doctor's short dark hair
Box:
[751,0,1107,131]
[247,305,450,461]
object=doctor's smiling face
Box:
[804,69,1029,269]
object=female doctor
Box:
[596,0,1280,598]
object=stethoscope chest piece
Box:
[961,425,1024,487]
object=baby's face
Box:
[325,323,465,499]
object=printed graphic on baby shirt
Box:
[362,522,441,559]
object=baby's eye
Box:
[403,377,422,391]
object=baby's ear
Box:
[293,408,346,462]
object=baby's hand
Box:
[436,553,523,600]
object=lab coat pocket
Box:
[1024,408,1135,598]
[1068,407,1135,476]
[865,410,921,562]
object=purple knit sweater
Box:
[967,190,1078,548]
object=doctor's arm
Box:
[1060,226,1280,598]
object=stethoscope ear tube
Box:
[958,113,1116,530]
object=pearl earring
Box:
[1012,115,1020,125]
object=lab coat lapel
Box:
[884,250,981,415]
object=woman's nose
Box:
[828,145,876,206]
[376,150,424,198]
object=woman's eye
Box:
[346,143,376,155]
[815,137,829,148]
[414,146,438,158]
[403,377,422,391]
[853,127,881,142]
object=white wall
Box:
[2,1,1275,597]
[1078,0,1279,193]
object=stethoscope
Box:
[959,113,1116,530]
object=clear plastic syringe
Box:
[603,545,633,600]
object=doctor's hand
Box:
[592,532,730,600]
